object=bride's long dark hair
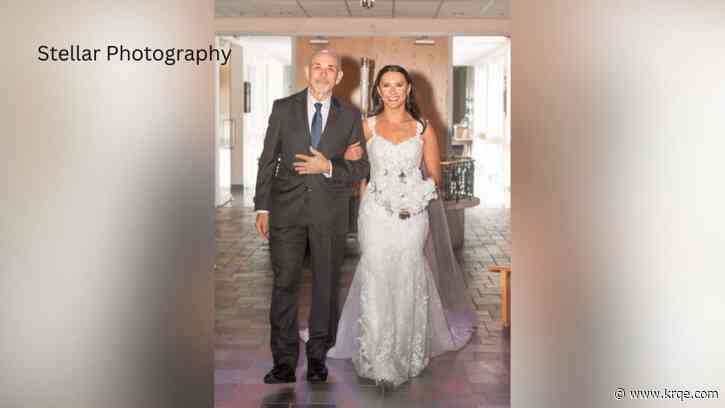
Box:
[369,65,427,132]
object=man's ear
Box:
[335,69,344,85]
[304,65,310,82]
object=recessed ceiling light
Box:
[414,37,435,45]
[309,37,329,45]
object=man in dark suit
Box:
[254,49,370,384]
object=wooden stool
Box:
[488,265,511,328]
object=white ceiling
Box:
[453,35,508,65]
[223,36,292,64]
[218,35,508,67]
[216,0,510,19]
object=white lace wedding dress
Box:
[325,116,460,387]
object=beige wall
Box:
[215,17,512,158]
[296,36,450,155]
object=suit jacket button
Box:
[306,187,312,192]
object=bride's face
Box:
[378,71,410,110]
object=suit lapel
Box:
[295,90,312,148]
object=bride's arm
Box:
[421,123,442,188]
[361,115,373,143]
[344,116,373,197]
[360,118,372,196]
[358,179,368,197]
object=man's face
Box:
[305,53,343,97]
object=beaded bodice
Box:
[365,116,437,217]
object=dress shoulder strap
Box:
[366,115,377,137]
[366,115,376,128]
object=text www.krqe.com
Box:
[614,387,719,401]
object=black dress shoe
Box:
[263,365,296,384]
[306,359,328,383]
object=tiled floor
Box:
[215,190,511,408]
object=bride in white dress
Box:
[325,65,475,387]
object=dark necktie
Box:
[311,102,322,148]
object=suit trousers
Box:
[269,223,346,368]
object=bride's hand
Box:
[344,142,363,161]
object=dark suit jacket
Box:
[253,89,370,233]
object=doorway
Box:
[452,36,511,209]
[214,35,293,208]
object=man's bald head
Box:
[305,49,344,100]
[308,49,341,68]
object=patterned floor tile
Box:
[215,190,510,407]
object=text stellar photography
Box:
[37,44,231,65]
